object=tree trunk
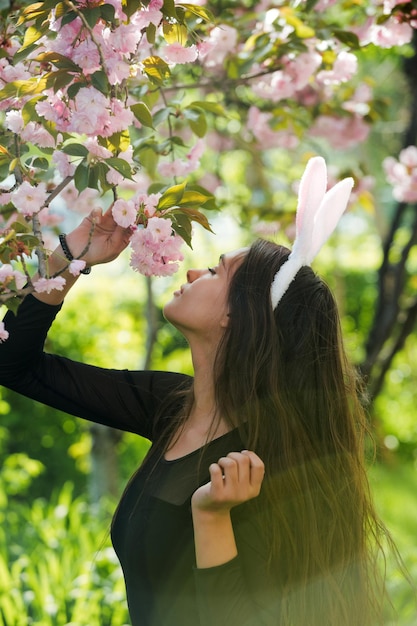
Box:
[88,277,160,502]
[89,422,122,503]
[361,30,417,400]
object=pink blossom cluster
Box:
[129,217,184,277]
[110,193,184,277]
[198,25,238,69]
[158,140,205,178]
[11,181,48,217]
[309,115,370,150]
[0,263,26,292]
[246,107,298,150]
[250,50,323,102]
[383,146,417,203]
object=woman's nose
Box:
[187,268,204,282]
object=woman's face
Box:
[163,248,246,342]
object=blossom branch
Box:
[62,0,109,75]
[32,214,47,278]
[0,284,33,304]
[44,176,73,208]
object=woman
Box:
[0,159,392,625]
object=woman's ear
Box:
[220,312,231,328]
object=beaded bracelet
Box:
[58,233,91,275]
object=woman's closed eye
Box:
[207,267,216,275]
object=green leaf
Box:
[303,0,320,11]
[74,161,89,192]
[170,213,193,247]
[188,112,207,137]
[96,162,114,193]
[83,6,101,28]
[187,100,225,116]
[157,181,187,210]
[18,234,42,247]
[62,143,89,157]
[142,56,171,86]
[100,130,131,153]
[23,25,44,48]
[100,3,116,23]
[152,107,171,127]
[7,220,31,234]
[17,2,51,25]
[162,0,177,19]
[11,43,40,65]
[88,164,99,189]
[60,10,78,27]
[105,157,134,180]
[162,23,188,45]
[333,29,361,50]
[0,150,11,168]
[36,51,81,72]
[146,23,156,45]
[30,157,50,170]
[169,207,213,232]
[130,103,154,128]
[67,82,85,99]
[91,70,110,94]
[50,69,75,93]
[179,3,214,22]
[4,297,21,316]
[0,77,48,101]
[177,190,213,207]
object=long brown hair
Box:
[211,238,392,625]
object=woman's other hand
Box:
[191,451,265,569]
[191,450,265,514]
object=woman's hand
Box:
[32,206,133,305]
[191,450,265,514]
[65,206,132,267]
[191,451,265,569]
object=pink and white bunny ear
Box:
[308,176,354,262]
[270,157,354,309]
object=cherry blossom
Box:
[1,0,416,298]
[11,182,48,217]
[246,106,298,149]
[20,122,56,149]
[201,25,238,68]
[135,193,162,217]
[0,322,9,342]
[383,146,417,202]
[32,276,66,294]
[0,264,26,290]
[367,16,413,47]
[112,199,137,228]
[71,38,101,75]
[316,52,358,85]
[69,260,88,276]
[129,218,184,277]
[52,151,76,179]
[162,43,198,64]
[309,115,370,150]
[5,110,24,134]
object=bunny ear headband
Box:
[270,156,354,309]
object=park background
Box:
[1,1,417,624]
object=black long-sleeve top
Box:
[0,295,278,626]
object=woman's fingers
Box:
[192,451,265,513]
[212,451,264,498]
[241,450,265,490]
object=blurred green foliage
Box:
[0,464,415,625]
[0,482,129,626]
